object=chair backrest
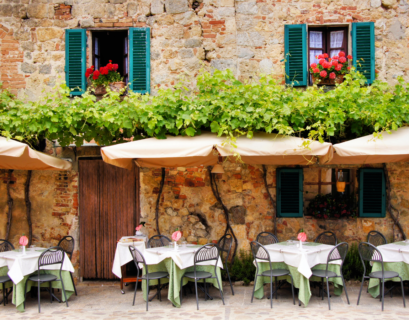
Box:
[58,236,75,260]
[315,231,338,246]
[358,242,384,275]
[148,235,171,248]
[250,241,272,273]
[193,244,220,277]
[0,239,15,252]
[256,232,279,246]
[217,234,233,264]
[326,242,348,269]
[38,247,65,272]
[367,230,387,247]
[129,246,146,276]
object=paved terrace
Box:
[1,281,407,320]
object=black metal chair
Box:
[250,241,295,308]
[367,231,387,247]
[217,234,234,295]
[147,235,171,248]
[0,239,14,305]
[180,243,225,310]
[357,242,405,311]
[24,246,69,313]
[315,231,338,246]
[256,232,279,246]
[0,239,14,252]
[310,242,350,310]
[129,246,169,311]
[58,236,77,296]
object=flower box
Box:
[312,74,344,86]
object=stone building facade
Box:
[1,0,409,281]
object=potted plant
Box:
[306,193,357,219]
[310,52,353,85]
[85,60,125,95]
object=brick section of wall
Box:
[54,4,72,20]
[0,24,26,95]
[52,172,78,220]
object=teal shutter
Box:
[284,24,307,86]
[65,29,86,96]
[359,169,386,218]
[352,22,375,84]
[129,28,150,94]
[277,168,303,217]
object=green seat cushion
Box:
[28,274,58,282]
[260,269,290,277]
[183,271,212,279]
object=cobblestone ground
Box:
[1,282,408,320]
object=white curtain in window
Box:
[330,49,341,58]
[310,50,322,65]
[330,31,344,48]
[309,31,322,48]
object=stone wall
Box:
[0,0,408,98]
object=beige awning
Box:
[0,137,72,171]
[101,132,333,169]
[322,127,409,165]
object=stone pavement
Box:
[1,281,408,320]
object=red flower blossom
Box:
[332,56,339,60]
[347,66,351,70]
[317,54,324,59]
[338,51,346,57]
[335,64,343,71]
[310,63,317,68]
[332,60,338,67]
[320,70,327,78]
[107,60,113,71]
[347,55,352,59]
[100,66,109,75]
[319,59,326,65]
[313,68,320,73]
[92,70,100,80]
[113,64,118,71]
[324,214,328,219]
[323,62,331,69]
[339,56,347,63]
[329,72,336,79]
[323,53,328,58]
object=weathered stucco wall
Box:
[0,0,408,97]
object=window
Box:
[65,28,150,96]
[358,169,386,218]
[284,22,375,87]
[277,168,303,217]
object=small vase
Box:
[299,240,303,250]
[173,241,178,251]
[22,246,26,255]
[135,230,143,236]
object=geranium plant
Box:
[310,51,352,82]
[85,60,123,87]
[306,193,357,219]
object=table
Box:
[368,241,409,298]
[253,241,343,306]
[140,245,224,308]
[0,248,75,311]
[112,236,148,293]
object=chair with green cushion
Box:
[0,239,14,306]
[367,231,387,247]
[310,242,350,310]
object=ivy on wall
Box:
[0,69,409,148]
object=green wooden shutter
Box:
[352,22,375,84]
[284,24,307,86]
[129,28,150,94]
[65,29,87,96]
[277,168,303,217]
[359,169,386,218]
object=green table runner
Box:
[368,261,409,298]
[253,262,343,306]
[141,258,222,308]
[0,266,75,312]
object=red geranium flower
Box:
[323,53,328,58]
[310,63,317,68]
[320,70,327,78]
[113,64,118,71]
[332,60,338,67]
[329,72,336,79]
[319,59,325,65]
[93,70,100,80]
[339,57,347,63]
[332,56,339,60]
[313,68,320,73]
[107,60,113,71]
[323,62,331,69]
[338,51,346,57]
[347,55,352,59]
[335,64,342,71]
[317,54,324,59]
[347,66,351,70]
[100,66,109,75]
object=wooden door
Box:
[79,159,139,280]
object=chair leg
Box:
[194,280,199,310]
[158,278,161,302]
[38,282,41,313]
[70,273,77,296]
[204,278,207,301]
[321,278,324,300]
[340,275,350,305]
[251,275,257,303]
[49,282,53,303]
[290,275,295,305]
[357,276,365,305]
[180,277,184,306]
[146,280,150,311]
[2,284,5,307]
[60,277,69,308]
[215,274,225,305]
[132,277,138,306]
[381,279,385,311]
[326,277,331,310]
[275,277,278,300]
[269,276,273,309]
[226,265,234,295]
[399,277,406,308]
[379,279,382,302]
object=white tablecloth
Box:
[112,236,147,278]
[263,242,338,278]
[0,248,74,284]
[377,241,409,263]
[143,245,224,270]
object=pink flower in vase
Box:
[172,230,182,242]
[19,235,28,246]
[297,232,307,242]
[135,225,143,231]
